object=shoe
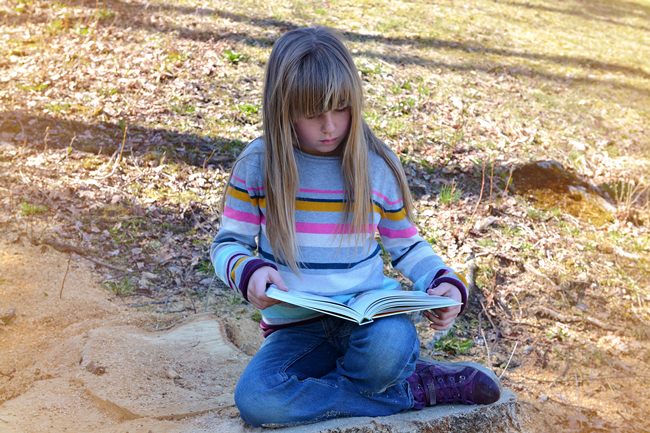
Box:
[406,358,502,409]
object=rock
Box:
[1,307,16,324]
[279,389,524,433]
[85,361,106,375]
[166,369,180,380]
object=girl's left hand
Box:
[423,282,462,331]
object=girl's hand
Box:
[247,266,289,310]
[424,282,462,331]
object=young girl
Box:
[211,26,501,428]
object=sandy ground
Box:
[0,239,260,433]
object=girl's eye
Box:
[335,106,348,112]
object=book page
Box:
[348,290,461,318]
[266,286,363,322]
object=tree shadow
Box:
[0,110,244,169]
[505,0,650,33]
[4,0,648,90]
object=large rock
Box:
[278,389,524,433]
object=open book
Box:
[266,286,461,325]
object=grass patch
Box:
[19,201,48,216]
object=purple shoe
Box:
[406,358,502,410]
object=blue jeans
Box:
[234,314,420,427]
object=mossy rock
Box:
[512,161,614,226]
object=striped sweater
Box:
[210,138,468,335]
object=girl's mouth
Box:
[320,137,338,145]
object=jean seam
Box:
[278,338,328,382]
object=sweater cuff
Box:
[239,259,277,302]
[429,270,469,315]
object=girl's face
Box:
[293,106,351,156]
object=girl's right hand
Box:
[247,266,289,310]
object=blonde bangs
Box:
[286,53,356,120]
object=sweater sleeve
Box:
[374,160,469,313]
[210,141,274,300]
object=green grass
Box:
[19,201,48,216]
[102,279,135,297]
[438,184,463,204]
[432,334,475,356]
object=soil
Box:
[0,238,258,433]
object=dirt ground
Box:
[1,236,649,433]
[0,238,262,433]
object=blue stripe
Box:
[391,241,428,267]
[259,244,382,269]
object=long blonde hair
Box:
[223,27,414,274]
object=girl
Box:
[211,26,501,428]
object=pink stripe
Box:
[372,190,402,206]
[295,222,376,234]
[378,226,418,239]
[224,206,261,225]
[299,188,345,194]
[233,175,264,191]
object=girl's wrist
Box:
[428,273,469,314]
[240,259,277,301]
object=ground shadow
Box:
[3,0,649,93]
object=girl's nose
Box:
[321,113,335,133]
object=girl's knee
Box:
[353,316,419,390]
[235,379,277,427]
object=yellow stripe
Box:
[229,187,405,220]
[228,186,266,208]
[373,203,407,221]
[295,200,345,212]
[452,272,469,289]
[230,257,247,283]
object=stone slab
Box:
[277,389,524,433]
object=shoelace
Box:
[435,369,478,404]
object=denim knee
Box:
[235,373,277,427]
[349,315,420,392]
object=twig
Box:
[204,275,216,312]
[529,305,618,331]
[464,160,486,238]
[498,167,513,207]
[0,368,16,378]
[575,373,582,430]
[465,252,476,295]
[185,286,197,314]
[0,418,8,423]
[43,239,127,272]
[203,148,216,171]
[155,307,190,314]
[617,410,646,433]
[43,125,50,152]
[99,254,188,282]
[478,312,491,370]
[515,374,650,383]
[488,158,495,207]
[127,289,183,308]
[95,124,128,180]
[499,342,518,378]
[116,123,128,166]
[478,297,498,332]
[551,349,571,387]
[35,212,56,243]
[59,253,72,299]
